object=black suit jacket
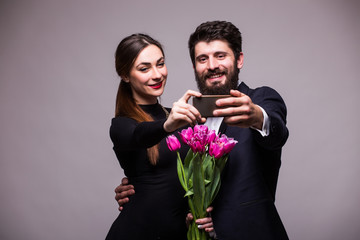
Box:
[212,82,289,240]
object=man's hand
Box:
[114,177,135,211]
[213,89,263,130]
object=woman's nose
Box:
[151,67,162,79]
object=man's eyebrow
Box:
[214,51,228,55]
[195,54,208,59]
[196,51,228,58]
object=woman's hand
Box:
[186,207,215,234]
[163,90,206,132]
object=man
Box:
[115,21,289,239]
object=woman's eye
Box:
[139,67,148,72]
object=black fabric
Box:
[106,103,188,240]
[212,82,290,240]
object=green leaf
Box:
[203,157,216,208]
[188,222,195,240]
[184,149,194,172]
[194,222,199,239]
[176,153,187,191]
[184,190,194,197]
[187,157,194,185]
[216,155,229,172]
[209,166,221,204]
[193,153,206,217]
[202,154,214,181]
[188,198,196,220]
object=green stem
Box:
[178,151,188,188]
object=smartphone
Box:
[192,95,230,117]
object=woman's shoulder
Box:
[112,115,135,123]
[111,116,137,130]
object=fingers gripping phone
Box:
[192,95,230,117]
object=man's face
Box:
[194,40,243,94]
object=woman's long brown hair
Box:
[114,34,165,165]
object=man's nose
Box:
[207,57,219,70]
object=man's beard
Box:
[195,65,239,95]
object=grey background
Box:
[1,0,359,239]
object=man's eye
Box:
[218,54,225,59]
[198,57,207,63]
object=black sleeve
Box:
[109,117,169,151]
[251,86,289,150]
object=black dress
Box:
[106,103,188,240]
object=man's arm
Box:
[213,88,288,149]
[114,177,135,211]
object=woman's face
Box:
[125,44,167,104]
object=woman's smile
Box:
[149,81,163,89]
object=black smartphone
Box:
[192,95,230,117]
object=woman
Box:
[106,33,207,240]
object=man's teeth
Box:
[208,74,223,79]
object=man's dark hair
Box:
[188,20,242,66]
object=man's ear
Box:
[237,52,244,69]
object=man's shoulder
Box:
[238,82,279,97]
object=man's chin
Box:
[202,85,231,95]
[206,77,226,86]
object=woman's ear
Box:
[122,76,129,83]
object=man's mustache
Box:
[205,69,228,78]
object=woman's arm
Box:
[110,117,169,150]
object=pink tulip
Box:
[191,125,211,153]
[218,134,237,154]
[223,138,238,154]
[194,124,208,133]
[209,141,223,159]
[209,134,238,158]
[189,141,205,153]
[166,135,181,152]
[207,130,217,144]
[179,127,194,145]
[179,125,232,155]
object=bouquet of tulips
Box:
[166,125,238,240]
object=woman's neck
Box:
[135,97,158,105]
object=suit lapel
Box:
[219,120,227,134]
[238,81,250,95]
